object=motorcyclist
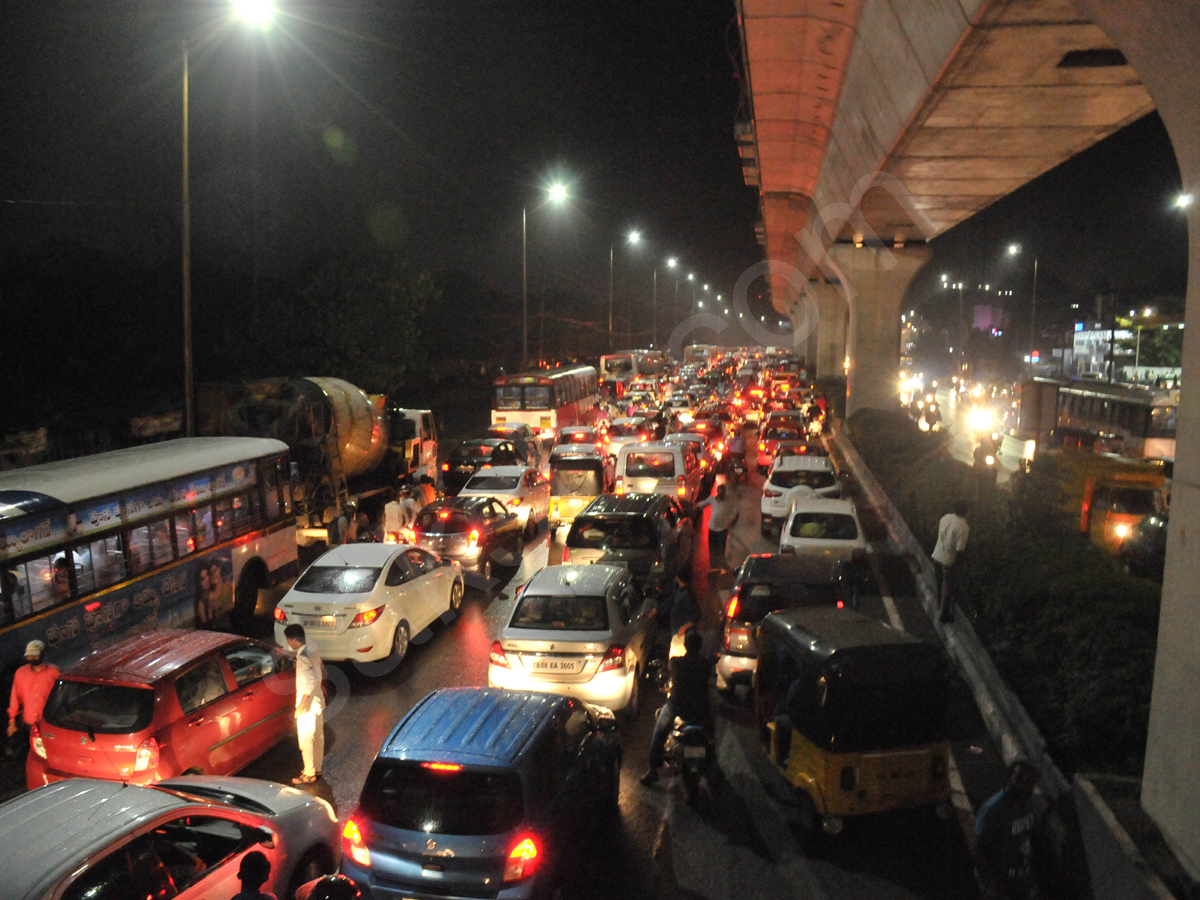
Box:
[641,628,711,786]
[727,431,747,477]
[649,568,701,664]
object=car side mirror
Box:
[256,826,276,849]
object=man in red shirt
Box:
[7,640,60,754]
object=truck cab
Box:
[387,407,438,484]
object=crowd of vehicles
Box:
[0,347,965,897]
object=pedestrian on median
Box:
[7,640,59,758]
[973,760,1043,900]
[284,624,325,785]
[696,482,740,573]
[931,498,969,623]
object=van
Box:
[342,687,621,899]
[614,441,704,510]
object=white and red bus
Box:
[491,366,602,437]
[599,349,666,396]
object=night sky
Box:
[0,2,1187,353]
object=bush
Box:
[846,409,1160,775]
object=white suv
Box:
[760,455,840,537]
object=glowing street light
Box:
[1177,193,1194,209]
[231,0,276,28]
[547,182,568,204]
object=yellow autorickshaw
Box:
[547,444,612,530]
[754,607,951,835]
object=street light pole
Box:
[958,282,965,377]
[651,267,657,348]
[608,243,614,353]
[522,207,528,370]
[1027,256,1039,380]
[181,39,194,438]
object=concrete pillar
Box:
[811,281,848,380]
[1072,0,1200,879]
[828,244,930,415]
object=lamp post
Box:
[182,0,276,437]
[1008,244,1039,379]
[608,230,640,352]
[522,181,569,370]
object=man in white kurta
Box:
[284,624,325,783]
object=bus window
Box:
[525,386,552,409]
[263,464,281,521]
[84,536,126,592]
[213,497,233,542]
[2,565,32,622]
[495,386,523,410]
[232,491,260,535]
[150,521,174,566]
[27,557,67,612]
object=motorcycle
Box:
[663,714,717,804]
[728,452,747,485]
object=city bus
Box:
[1020,378,1178,459]
[491,365,602,437]
[0,437,298,686]
[598,349,666,395]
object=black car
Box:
[442,439,528,495]
[342,688,620,899]
[714,553,854,696]
[412,496,525,581]
[563,492,693,585]
[1118,511,1168,581]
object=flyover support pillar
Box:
[829,244,930,416]
[1074,0,1200,880]
[810,281,848,380]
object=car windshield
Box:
[43,681,156,735]
[604,356,634,373]
[569,516,655,550]
[764,427,802,441]
[608,423,642,437]
[415,511,474,534]
[560,431,592,443]
[735,582,837,622]
[770,469,836,490]
[295,566,381,593]
[511,593,610,630]
[1108,487,1158,516]
[550,463,604,497]
[361,761,524,836]
[623,452,676,478]
[452,442,493,461]
[789,513,859,541]
[464,475,520,491]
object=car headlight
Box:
[1115,523,1130,538]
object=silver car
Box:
[488,564,654,716]
[0,775,340,899]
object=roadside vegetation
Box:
[846,408,1160,776]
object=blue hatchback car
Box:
[342,687,621,899]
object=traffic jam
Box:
[0,349,976,900]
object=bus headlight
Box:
[1114,523,1130,539]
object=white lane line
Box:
[864,548,904,631]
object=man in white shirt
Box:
[931,499,970,623]
[284,624,325,784]
[696,483,740,573]
[383,487,421,540]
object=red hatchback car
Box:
[28,629,296,789]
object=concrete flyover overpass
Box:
[733,0,1200,881]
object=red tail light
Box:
[468,529,481,550]
[350,605,386,628]
[273,606,287,623]
[758,442,766,451]
[561,545,571,564]
[763,488,782,498]
[489,641,510,668]
[597,645,626,673]
[133,736,160,773]
[384,531,399,544]
[725,593,739,619]
[836,599,845,609]
[508,496,523,507]
[441,463,450,472]
[504,834,540,882]
[343,819,371,867]
[422,761,463,773]
[29,724,46,760]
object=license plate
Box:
[683,746,707,759]
[530,658,582,674]
[301,615,338,629]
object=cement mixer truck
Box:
[197,377,437,545]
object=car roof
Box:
[464,466,530,478]
[380,688,564,767]
[618,441,680,455]
[787,497,856,515]
[458,437,509,449]
[579,493,666,516]
[736,553,839,585]
[551,443,602,459]
[313,543,405,567]
[65,629,244,684]
[428,496,493,513]
[524,563,626,597]
[488,422,530,432]
[772,454,834,471]
[611,417,646,425]
[0,779,190,897]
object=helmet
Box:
[294,874,362,900]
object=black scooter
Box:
[646,659,719,804]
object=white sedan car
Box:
[778,496,868,568]
[274,543,463,664]
[457,465,550,540]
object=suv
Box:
[715,554,852,694]
[28,630,295,789]
[1,776,339,899]
[412,496,525,582]
[563,493,694,584]
[760,454,840,536]
[614,441,704,510]
[342,687,621,899]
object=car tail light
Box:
[489,641,510,668]
[468,529,481,550]
[763,488,782,499]
[29,724,46,760]
[677,475,686,496]
[504,834,540,882]
[561,545,571,564]
[384,531,399,544]
[716,442,725,452]
[422,761,463,773]
[350,605,386,628]
[836,598,844,609]
[615,476,625,494]
[758,442,766,451]
[931,754,948,780]
[441,463,449,472]
[133,736,160,773]
[725,593,739,619]
[700,459,708,468]
[273,606,287,623]
[597,645,626,673]
[343,819,371,867]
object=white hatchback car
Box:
[457,465,550,540]
[274,543,464,664]
[488,564,653,715]
[778,496,868,568]
[760,454,841,536]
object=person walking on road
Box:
[284,624,325,785]
[7,640,59,757]
[932,498,970,623]
[383,487,420,541]
[651,568,701,662]
[974,760,1043,900]
[696,482,740,573]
